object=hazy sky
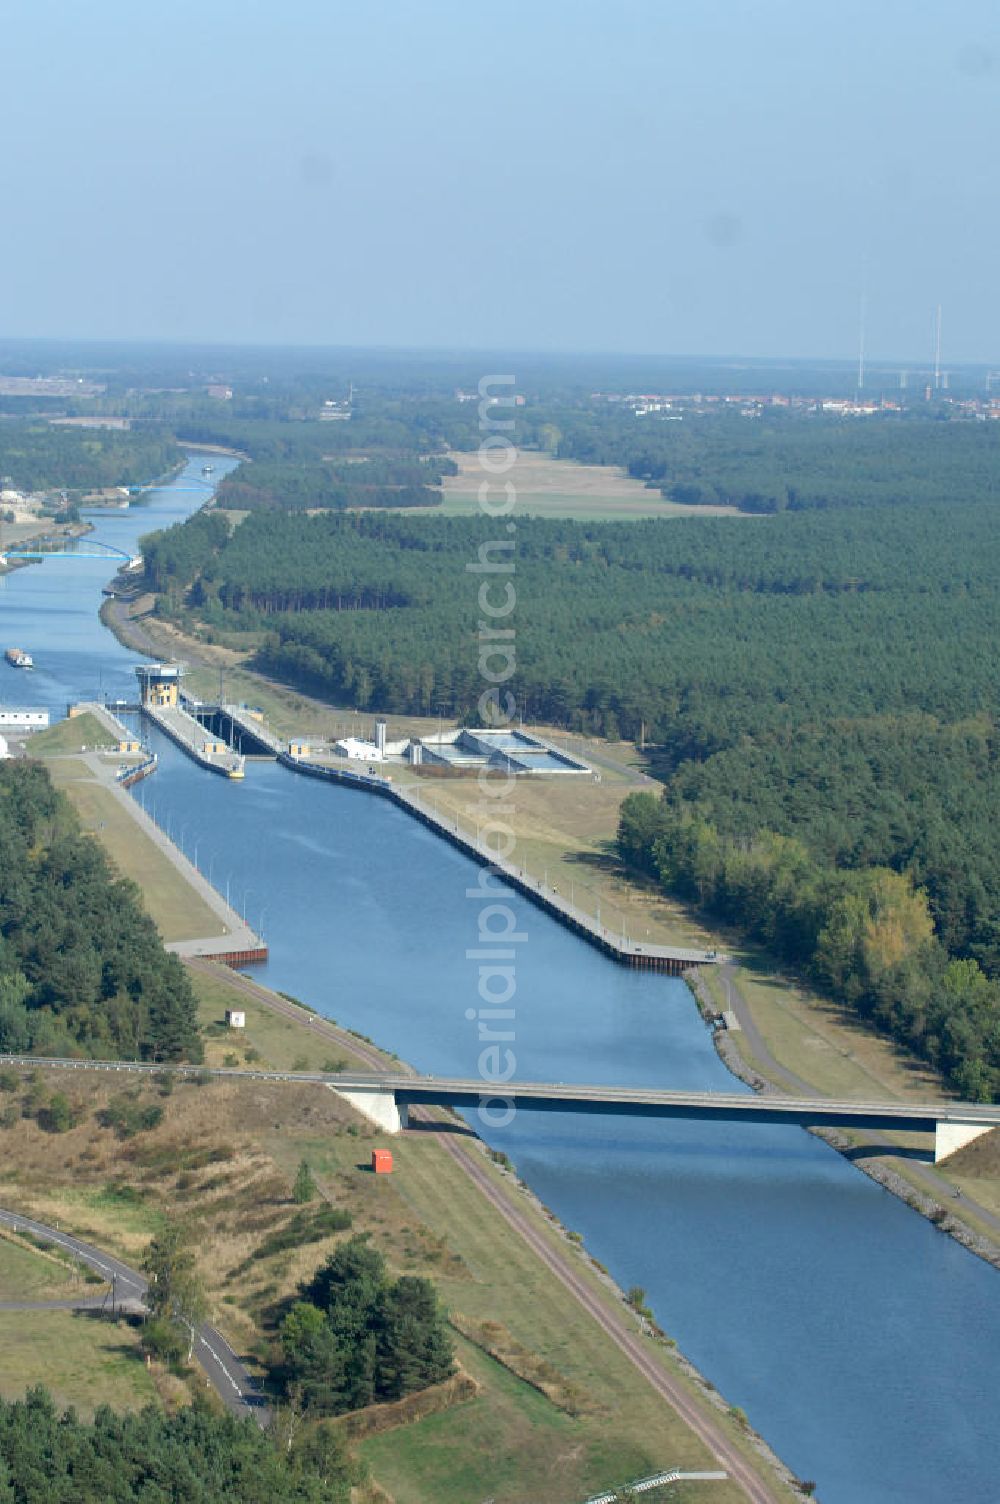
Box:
[4,0,998,361]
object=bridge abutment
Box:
[934,1120,993,1163]
[329,1084,407,1134]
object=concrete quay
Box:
[81,751,265,966]
[221,701,284,755]
[142,700,245,779]
[177,697,285,758]
[279,749,719,974]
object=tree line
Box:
[172,402,481,462]
[0,1388,356,1502]
[550,408,1000,513]
[0,423,181,493]
[619,794,1000,1102]
[0,762,201,1061]
[215,454,456,512]
[140,499,1000,981]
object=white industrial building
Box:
[329,718,590,776]
[333,719,408,763]
[0,707,50,731]
[334,736,382,761]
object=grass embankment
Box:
[28,714,116,755]
[192,969,371,1075]
[942,1133,1000,1221]
[352,1133,747,1504]
[393,752,716,949]
[38,756,225,944]
[0,1235,80,1300]
[702,956,941,1103]
[0,960,780,1504]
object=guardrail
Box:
[583,1468,728,1501]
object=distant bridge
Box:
[125,478,215,496]
[2,1055,996,1162]
[1,537,135,564]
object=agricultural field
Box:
[439,450,744,519]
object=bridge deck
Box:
[1,1057,995,1133]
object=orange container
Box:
[371,1148,393,1175]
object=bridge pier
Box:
[934,1119,993,1163]
[329,1084,407,1134]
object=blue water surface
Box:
[2,456,997,1504]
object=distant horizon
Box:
[4,2,998,362]
[0,333,993,375]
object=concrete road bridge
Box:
[2,1055,997,1162]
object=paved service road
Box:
[714,962,1000,1241]
[0,1208,268,1424]
[429,1126,779,1504]
[0,1298,121,1312]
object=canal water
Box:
[2,456,997,1503]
